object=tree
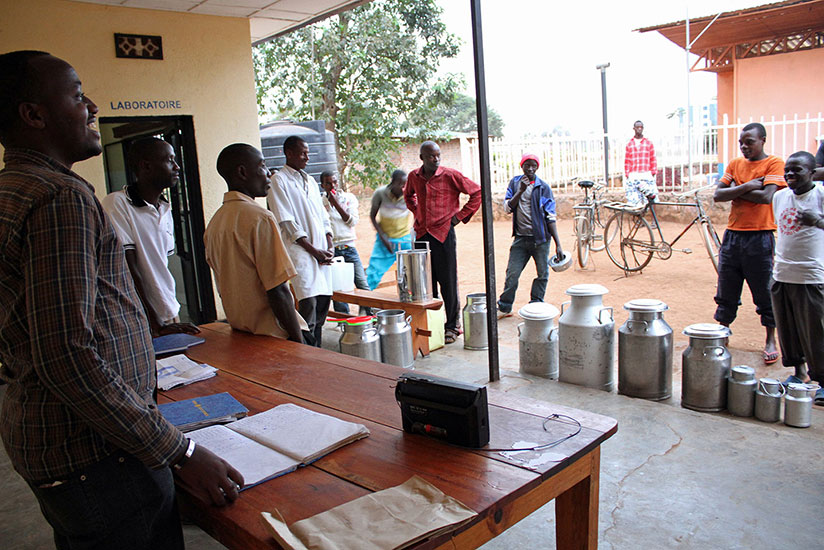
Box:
[254,0,462,189]
[434,93,505,137]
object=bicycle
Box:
[571,179,611,268]
[603,183,722,274]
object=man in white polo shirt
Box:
[102,137,200,336]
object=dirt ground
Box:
[352,204,774,359]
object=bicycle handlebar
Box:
[672,183,717,199]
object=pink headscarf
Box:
[520,154,540,168]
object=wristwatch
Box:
[172,438,196,471]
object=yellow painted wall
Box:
[0,0,261,223]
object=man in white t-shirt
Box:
[101,137,199,336]
[320,171,369,313]
[770,151,824,405]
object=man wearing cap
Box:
[497,154,564,318]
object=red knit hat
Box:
[520,154,540,168]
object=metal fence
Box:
[466,113,824,194]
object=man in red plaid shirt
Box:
[404,141,481,344]
[624,120,659,207]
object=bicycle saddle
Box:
[577,180,595,188]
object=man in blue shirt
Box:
[497,154,564,317]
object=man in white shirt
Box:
[321,170,369,314]
[267,136,334,347]
[770,151,824,404]
[101,137,199,337]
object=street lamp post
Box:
[596,63,610,185]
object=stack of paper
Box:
[262,476,477,550]
[156,354,217,391]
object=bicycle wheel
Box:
[575,215,590,268]
[605,211,655,272]
[700,219,722,273]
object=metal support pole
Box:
[596,63,610,185]
[469,0,499,382]
[686,8,692,187]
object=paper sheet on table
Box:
[261,476,477,550]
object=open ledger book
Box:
[186,403,370,487]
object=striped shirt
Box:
[404,166,481,243]
[0,149,186,482]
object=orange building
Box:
[640,0,824,158]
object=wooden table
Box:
[332,288,444,357]
[162,323,617,550]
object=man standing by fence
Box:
[624,120,659,207]
[712,122,785,364]
[404,141,481,345]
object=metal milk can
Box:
[396,241,432,302]
[462,293,488,350]
[727,365,757,417]
[338,317,381,362]
[558,284,615,392]
[784,383,816,428]
[375,309,414,368]
[618,298,672,401]
[681,323,731,412]
[754,378,784,423]
[517,302,560,379]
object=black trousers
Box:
[771,281,824,383]
[713,230,775,327]
[298,294,332,348]
[420,228,460,331]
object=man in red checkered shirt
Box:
[624,120,659,207]
[404,141,481,344]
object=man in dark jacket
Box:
[497,154,564,317]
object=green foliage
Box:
[432,93,505,137]
[254,0,462,189]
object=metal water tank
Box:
[260,120,338,183]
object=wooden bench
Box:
[331,288,443,357]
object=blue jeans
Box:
[27,452,183,550]
[332,244,369,313]
[497,236,550,314]
[714,230,775,327]
[365,234,413,290]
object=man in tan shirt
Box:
[204,143,305,342]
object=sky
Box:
[436,0,765,139]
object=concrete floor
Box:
[2,323,822,549]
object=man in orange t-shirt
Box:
[712,122,786,364]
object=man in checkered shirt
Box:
[624,120,659,207]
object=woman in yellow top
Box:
[365,170,413,289]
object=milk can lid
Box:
[623,298,668,313]
[682,323,731,338]
[565,283,609,297]
[518,302,560,321]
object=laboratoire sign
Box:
[109,100,183,111]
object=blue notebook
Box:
[159,392,249,432]
[153,333,206,356]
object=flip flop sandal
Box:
[763,350,779,364]
[815,388,824,406]
[444,329,459,344]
